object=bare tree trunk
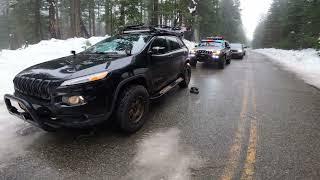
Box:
[92,9,96,36]
[55,0,61,38]
[48,0,57,38]
[97,1,101,35]
[89,0,96,36]
[152,0,159,25]
[119,0,125,26]
[159,0,162,25]
[80,17,90,38]
[34,0,42,42]
[105,0,111,35]
[70,0,81,37]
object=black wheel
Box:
[190,59,197,67]
[116,85,149,133]
[179,64,191,88]
[226,58,231,65]
[240,55,244,60]
[219,56,226,69]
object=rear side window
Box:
[167,36,181,51]
[150,37,169,54]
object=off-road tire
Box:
[179,64,191,88]
[116,85,149,133]
[226,58,231,65]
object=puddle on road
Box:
[0,106,43,163]
[124,128,202,180]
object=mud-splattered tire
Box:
[116,85,149,133]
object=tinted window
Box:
[150,37,169,54]
[167,36,181,51]
[230,43,243,49]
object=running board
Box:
[150,77,183,100]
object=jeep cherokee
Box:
[4,25,191,133]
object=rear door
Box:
[149,36,171,92]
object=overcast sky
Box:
[240,0,273,40]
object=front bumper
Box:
[4,81,115,129]
[191,54,222,63]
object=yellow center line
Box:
[241,68,258,180]
[220,73,249,180]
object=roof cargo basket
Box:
[122,24,185,37]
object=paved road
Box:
[0,51,320,180]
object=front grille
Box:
[196,50,212,55]
[13,76,61,100]
[231,50,238,53]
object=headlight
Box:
[238,50,243,52]
[213,50,221,55]
[60,71,109,86]
[62,96,86,105]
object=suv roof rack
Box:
[122,24,185,37]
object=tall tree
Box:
[151,0,159,25]
[34,0,43,42]
[253,0,320,49]
[70,0,81,37]
[47,0,61,38]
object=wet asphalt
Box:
[0,51,320,180]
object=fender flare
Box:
[109,75,149,113]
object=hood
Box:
[194,46,223,52]
[17,53,132,80]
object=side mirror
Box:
[125,47,132,56]
[150,46,165,55]
[71,50,76,56]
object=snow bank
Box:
[183,39,196,51]
[254,48,320,89]
[0,36,106,101]
[0,36,196,101]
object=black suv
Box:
[189,37,232,69]
[4,25,191,133]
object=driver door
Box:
[149,36,172,92]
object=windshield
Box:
[198,41,224,48]
[230,43,242,49]
[85,34,151,55]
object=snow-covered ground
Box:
[0,37,195,102]
[254,48,320,89]
[0,37,107,102]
